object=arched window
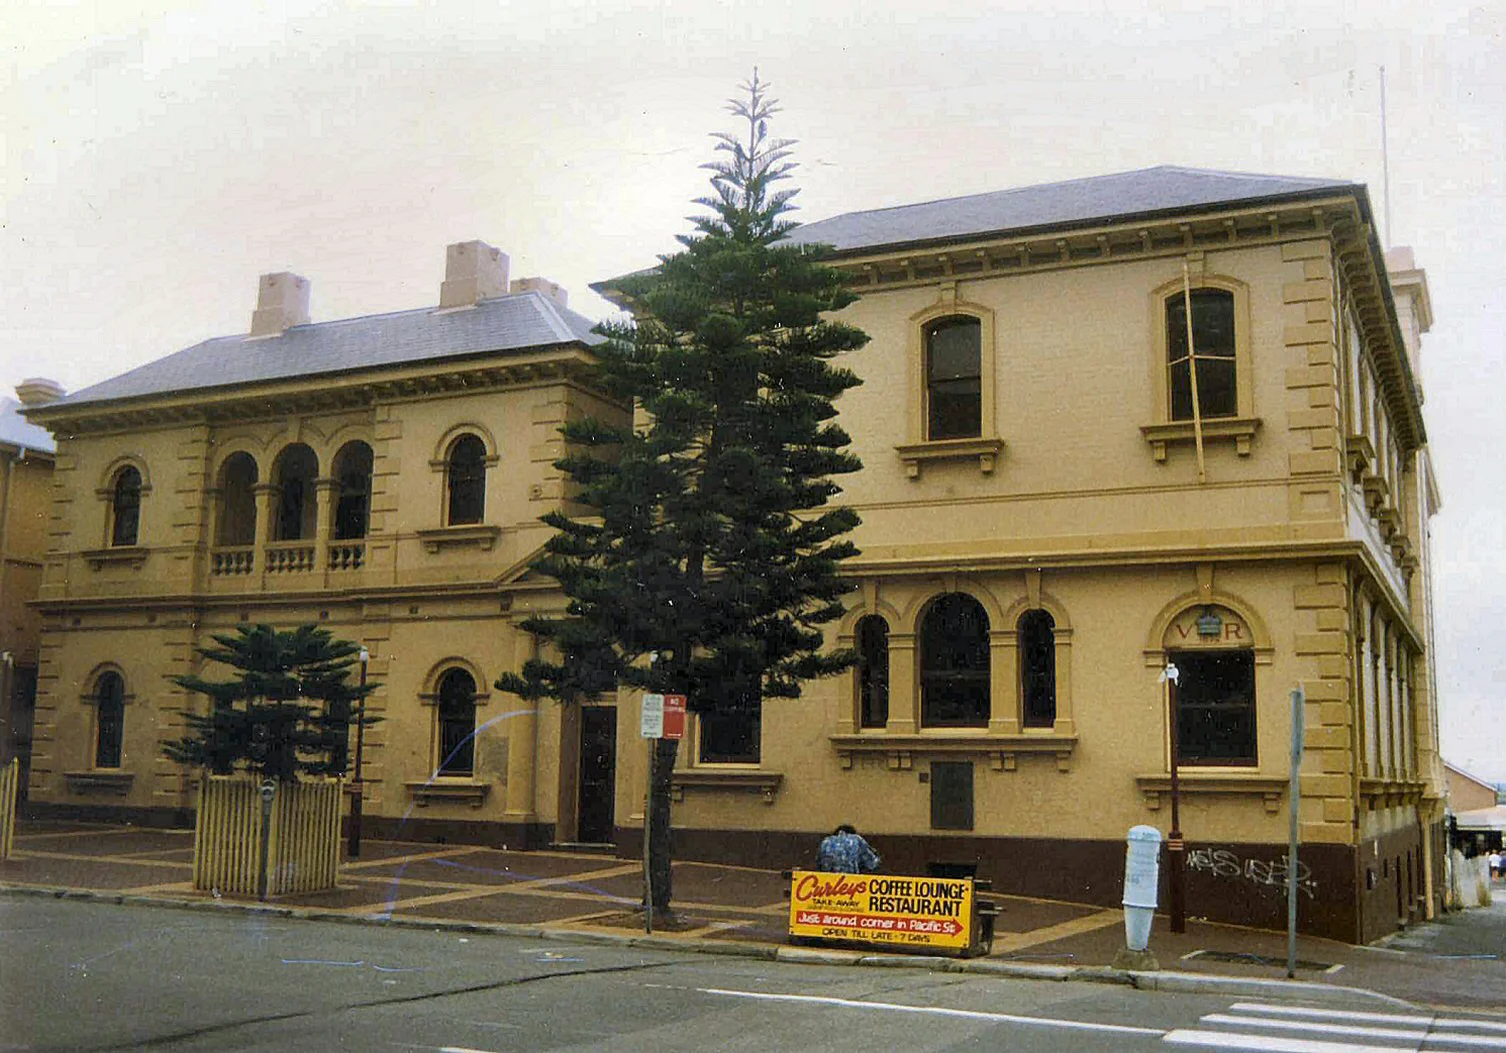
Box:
[446,434,488,526]
[1018,609,1056,728]
[331,441,373,540]
[1166,289,1237,420]
[272,444,319,541]
[925,317,982,440]
[920,593,990,727]
[217,453,258,547]
[94,672,125,769]
[436,668,477,776]
[856,615,889,729]
[109,467,142,547]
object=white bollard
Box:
[1123,825,1163,953]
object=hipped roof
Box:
[32,290,603,415]
[783,165,1356,254]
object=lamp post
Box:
[347,645,369,859]
[1164,660,1186,933]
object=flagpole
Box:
[1181,259,1208,485]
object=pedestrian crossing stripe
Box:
[1164,1001,1506,1052]
[1199,1012,1506,1048]
[1228,1003,1506,1035]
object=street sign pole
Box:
[640,693,665,937]
[1287,686,1306,978]
[643,740,654,936]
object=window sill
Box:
[894,437,1004,479]
[1140,417,1261,462]
[82,547,148,571]
[831,732,1077,773]
[1135,772,1286,814]
[417,525,502,554]
[671,769,783,804]
[64,770,134,796]
[405,778,490,807]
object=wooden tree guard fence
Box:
[0,758,18,860]
[192,776,342,897]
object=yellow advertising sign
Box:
[788,870,974,951]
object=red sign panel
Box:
[662,694,687,740]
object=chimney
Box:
[510,276,568,310]
[249,272,311,337]
[440,241,509,308]
[15,378,64,406]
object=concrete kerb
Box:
[0,883,1411,1007]
[1125,970,1415,1008]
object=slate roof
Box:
[783,166,1360,254]
[46,290,605,410]
[0,397,56,454]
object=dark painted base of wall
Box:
[23,801,193,828]
[616,824,1368,943]
[1357,821,1442,944]
[352,814,556,852]
[22,800,556,853]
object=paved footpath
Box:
[3,821,1502,1010]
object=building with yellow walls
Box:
[1,381,60,796]
[22,243,627,842]
[23,168,1444,942]
[605,167,1444,944]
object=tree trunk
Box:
[648,736,679,921]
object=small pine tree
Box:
[164,624,376,784]
[498,73,867,921]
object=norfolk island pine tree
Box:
[496,73,868,923]
[163,623,377,784]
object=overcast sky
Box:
[3,1,1502,781]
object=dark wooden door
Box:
[577,707,617,844]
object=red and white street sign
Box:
[662,694,687,740]
[641,693,687,739]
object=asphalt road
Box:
[4,898,1505,1052]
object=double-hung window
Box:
[1166,288,1237,421]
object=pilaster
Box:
[1282,239,1344,524]
[1293,560,1355,842]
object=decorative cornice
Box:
[26,349,610,436]
[827,199,1342,287]
[825,193,1424,453]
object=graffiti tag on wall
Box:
[1187,847,1317,899]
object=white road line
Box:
[1165,1029,1420,1053]
[1229,1003,1506,1035]
[1202,1012,1506,1049]
[697,987,1166,1036]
